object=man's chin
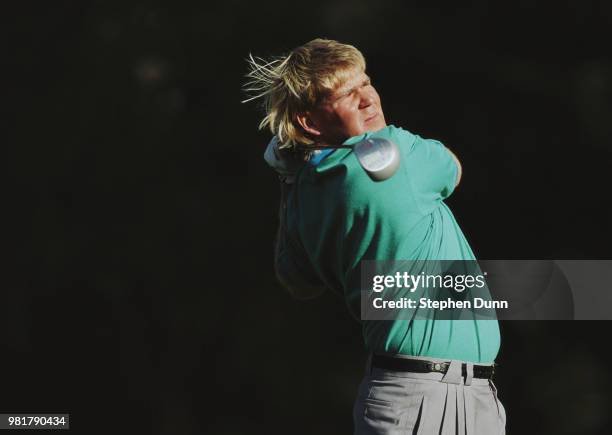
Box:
[363,111,384,126]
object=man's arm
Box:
[446,147,462,187]
[274,183,327,300]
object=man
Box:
[244,39,505,434]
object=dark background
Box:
[4,1,612,434]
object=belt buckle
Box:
[428,362,448,374]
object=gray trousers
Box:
[353,355,506,435]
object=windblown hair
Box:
[242,38,366,149]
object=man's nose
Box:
[359,89,374,108]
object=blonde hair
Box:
[242,38,366,149]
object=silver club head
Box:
[353,137,400,181]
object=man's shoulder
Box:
[295,125,419,194]
[381,125,418,149]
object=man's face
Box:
[307,67,387,145]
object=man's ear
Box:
[295,112,322,137]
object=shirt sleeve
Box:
[275,225,325,294]
[274,184,327,299]
[407,136,458,200]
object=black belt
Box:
[371,354,495,379]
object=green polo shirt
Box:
[285,125,500,363]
